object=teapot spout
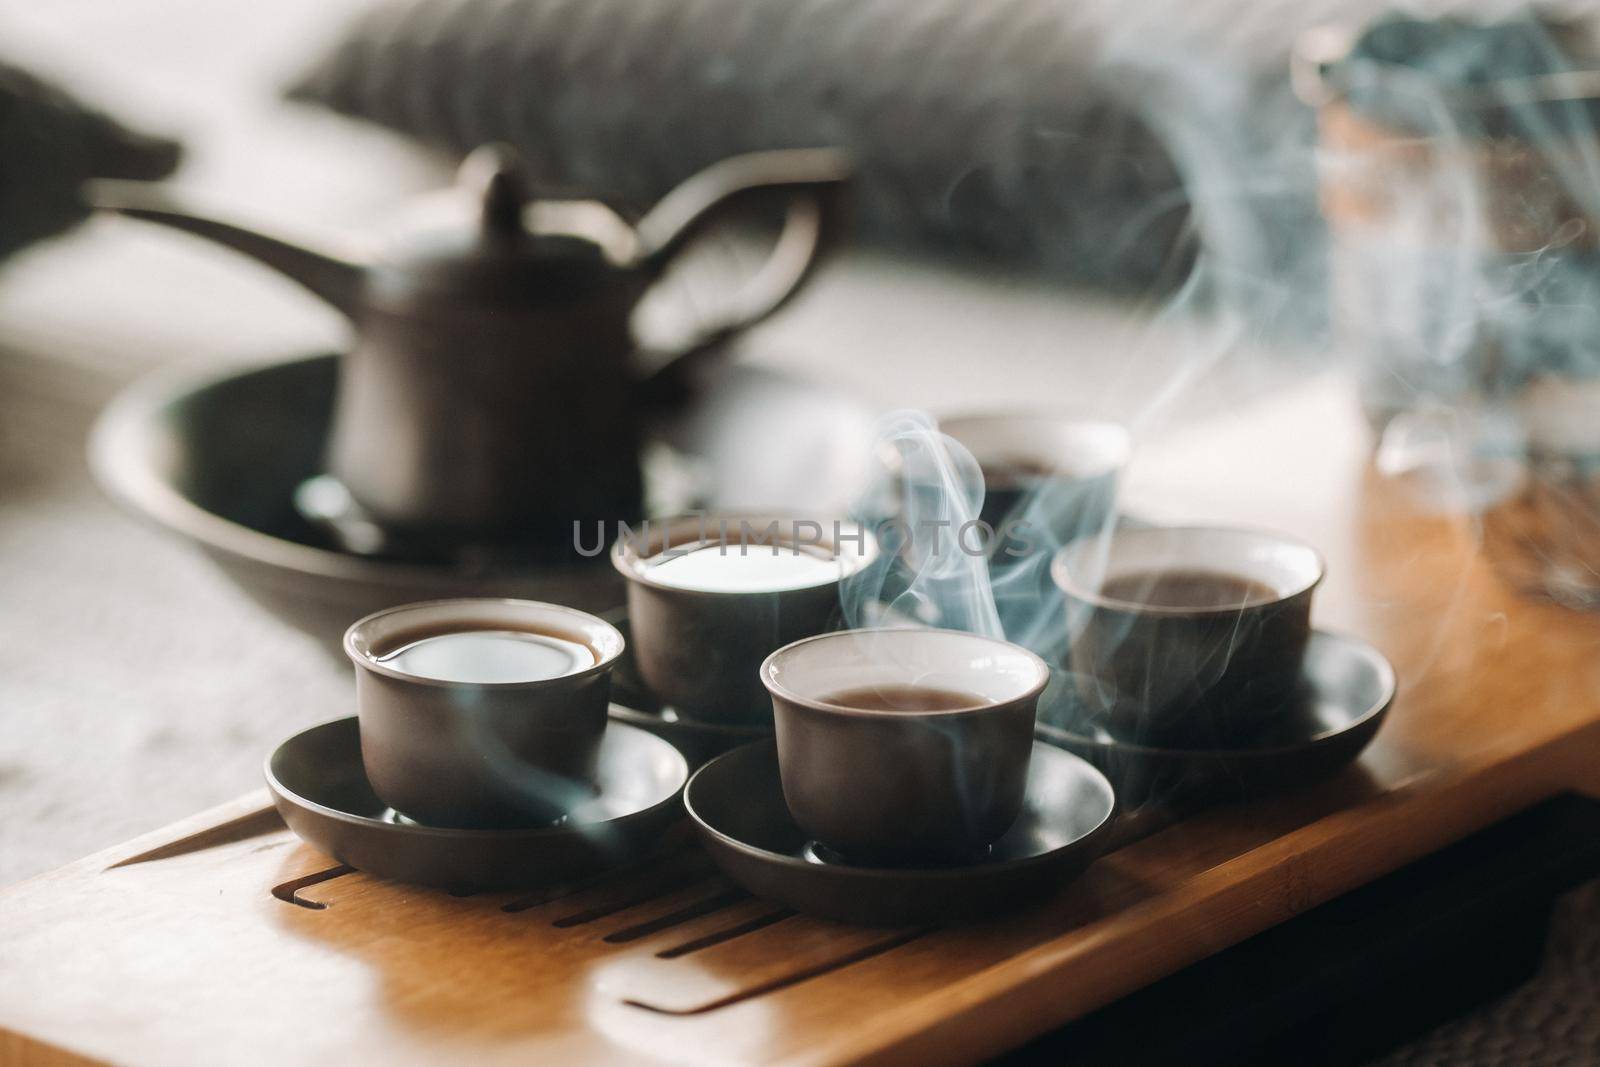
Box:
[87,179,365,317]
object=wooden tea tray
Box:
[5,376,1600,1067]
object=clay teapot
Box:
[92,146,850,550]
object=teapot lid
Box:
[365,145,646,310]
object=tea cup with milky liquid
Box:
[344,598,624,827]
[612,515,876,725]
[762,628,1049,865]
[1052,526,1325,746]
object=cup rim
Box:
[343,597,625,690]
[610,512,878,598]
[759,626,1051,717]
[1050,524,1327,617]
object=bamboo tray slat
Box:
[4,375,1600,1067]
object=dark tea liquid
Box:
[1100,568,1278,610]
[820,684,987,712]
[979,457,1055,492]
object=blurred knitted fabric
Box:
[285,0,1200,290]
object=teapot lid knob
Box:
[456,143,529,236]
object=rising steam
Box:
[841,411,1004,640]
[828,10,1600,752]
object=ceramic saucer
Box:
[685,740,1116,925]
[602,610,773,766]
[265,718,687,889]
[1037,630,1396,806]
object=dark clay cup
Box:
[762,627,1050,865]
[612,514,875,725]
[344,598,624,828]
[935,412,1129,550]
[935,412,1129,651]
[1051,526,1325,746]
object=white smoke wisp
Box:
[841,410,1004,640]
[835,12,1600,697]
[835,26,1316,673]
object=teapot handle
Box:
[632,149,852,380]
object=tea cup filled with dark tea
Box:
[1052,526,1324,746]
[935,413,1129,547]
[761,627,1049,864]
[923,413,1129,649]
[344,598,624,828]
[613,514,875,725]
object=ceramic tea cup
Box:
[612,514,876,725]
[935,412,1129,648]
[344,598,624,828]
[935,412,1129,552]
[762,627,1049,865]
[1051,526,1325,746]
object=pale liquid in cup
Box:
[820,684,988,712]
[374,629,595,683]
[646,543,845,592]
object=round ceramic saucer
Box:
[602,611,772,766]
[685,740,1117,925]
[265,718,687,889]
[1036,630,1396,805]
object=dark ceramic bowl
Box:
[1052,525,1325,746]
[762,627,1050,865]
[612,514,875,725]
[90,353,875,652]
[344,598,624,828]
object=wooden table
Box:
[3,374,1599,1067]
